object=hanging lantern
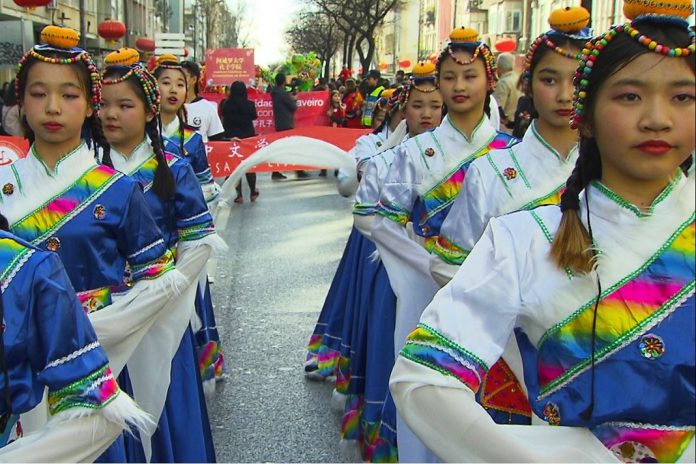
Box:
[98,18,126,46]
[135,37,155,52]
[12,0,51,11]
[494,38,517,53]
[398,59,412,69]
[427,52,438,63]
[378,62,388,70]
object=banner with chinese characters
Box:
[204,48,255,86]
[202,90,331,134]
[206,126,370,177]
[0,136,29,166]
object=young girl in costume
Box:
[391,2,695,461]
[369,27,518,462]
[348,63,444,462]
[100,48,225,462]
[0,216,149,462]
[155,55,219,204]
[0,26,192,462]
[155,55,226,389]
[431,7,590,285]
[304,88,407,383]
[347,88,403,166]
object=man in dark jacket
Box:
[270,73,309,179]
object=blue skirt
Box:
[195,278,225,385]
[305,227,373,380]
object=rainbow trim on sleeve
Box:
[537,218,695,397]
[432,233,471,265]
[353,201,378,216]
[401,324,488,393]
[376,200,410,226]
[178,222,216,242]
[47,366,120,415]
[130,248,176,281]
[10,165,120,245]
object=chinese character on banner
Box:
[254,138,269,150]
[228,143,243,158]
[205,49,255,86]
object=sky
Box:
[238,0,303,67]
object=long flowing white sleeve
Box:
[390,357,619,463]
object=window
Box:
[506,10,521,32]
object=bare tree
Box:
[287,11,341,78]
[220,0,252,48]
[312,0,400,76]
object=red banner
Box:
[0,128,370,178]
[204,48,255,87]
[202,90,331,135]
[206,127,370,177]
[0,136,29,167]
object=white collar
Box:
[523,120,577,165]
[27,141,94,178]
[440,114,496,148]
[110,138,154,175]
[161,117,181,138]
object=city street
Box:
[207,173,361,462]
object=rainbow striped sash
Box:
[11,165,120,245]
[537,218,695,397]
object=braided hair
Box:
[103,65,176,200]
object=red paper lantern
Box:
[427,53,438,63]
[135,37,155,52]
[398,59,411,69]
[378,62,388,70]
[494,38,517,53]
[98,19,126,45]
[12,0,51,10]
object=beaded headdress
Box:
[522,6,593,94]
[15,25,102,111]
[440,27,497,91]
[103,48,161,116]
[571,0,695,128]
[156,54,183,70]
[397,62,438,109]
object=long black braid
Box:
[145,118,176,199]
[89,114,112,168]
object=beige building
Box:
[0,0,162,82]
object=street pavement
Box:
[207,173,362,462]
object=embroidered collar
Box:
[442,114,495,147]
[526,120,578,164]
[586,171,688,221]
[161,117,180,138]
[110,138,153,174]
[31,141,88,177]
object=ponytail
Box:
[146,118,176,200]
[550,136,602,273]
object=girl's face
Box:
[587,53,695,185]
[372,108,386,129]
[531,48,578,129]
[438,50,488,115]
[404,85,444,134]
[100,80,153,150]
[157,68,187,114]
[332,92,341,104]
[22,61,93,148]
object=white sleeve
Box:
[376,146,419,226]
[354,156,381,216]
[390,357,619,463]
[353,214,375,240]
[206,102,224,138]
